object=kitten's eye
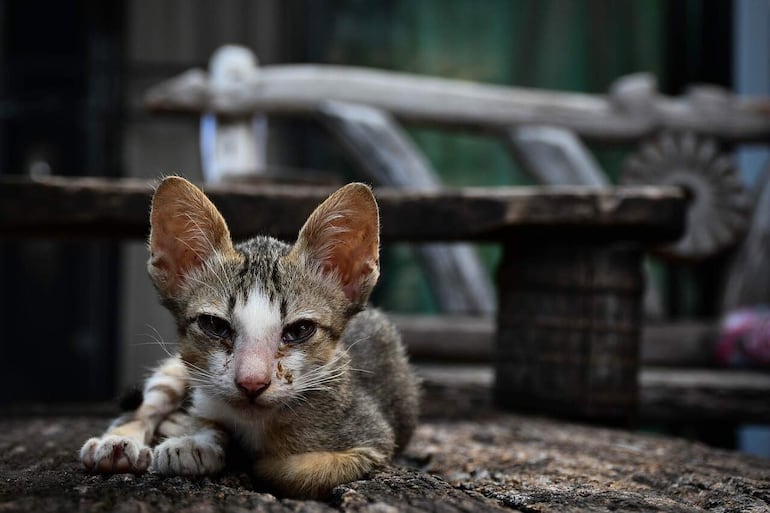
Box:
[197,314,233,340]
[281,320,317,344]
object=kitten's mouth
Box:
[239,395,273,409]
[222,393,272,410]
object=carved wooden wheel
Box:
[620,132,752,259]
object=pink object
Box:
[717,307,770,368]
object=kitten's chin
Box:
[228,394,275,411]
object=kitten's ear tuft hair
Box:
[147,176,233,297]
[292,183,380,306]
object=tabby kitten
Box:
[80,177,420,498]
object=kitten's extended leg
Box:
[152,418,228,476]
[256,447,387,499]
[80,356,188,473]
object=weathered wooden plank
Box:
[397,316,719,367]
[393,314,495,363]
[144,65,770,142]
[0,176,686,243]
[418,364,770,424]
[640,367,770,423]
[640,321,719,367]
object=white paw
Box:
[152,436,225,476]
[80,435,152,473]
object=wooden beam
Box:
[393,315,495,363]
[143,66,770,143]
[640,321,719,367]
[639,368,770,423]
[417,364,770,424]
[0,176,685,243]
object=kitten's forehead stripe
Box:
[236,286,281,343]
[228,294,236,316]
[233,236,291,303]
[269,260,282,303]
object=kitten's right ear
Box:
[290,183,380,307]
[147,176,233,297]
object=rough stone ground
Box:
[1,370,769,513]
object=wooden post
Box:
[494,241,643,426]
[201,45,267,182]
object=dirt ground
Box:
[2,373,769,513]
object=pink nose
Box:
[235,377,271,399]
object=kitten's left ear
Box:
[291,183,380,306]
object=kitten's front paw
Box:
[80,436,152,473]
[152,436,225,476]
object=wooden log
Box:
[494,242,644,426]
[0,176,686,244]
[319,100,495,314]
[143,65,770,143]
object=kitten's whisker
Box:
[344,335,371,351]
[137,325,177,359]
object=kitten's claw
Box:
[152,436,225,476]
[80,436,152,473]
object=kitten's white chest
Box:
[191,389,269,453]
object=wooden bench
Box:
[6,47,770,428]
[0,175,685,426]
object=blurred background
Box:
[0,0,768,453]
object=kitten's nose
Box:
[235,378,271,398]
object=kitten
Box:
[80,177,420,498]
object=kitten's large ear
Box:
[291,183,380,306]
[147,176,234,297]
